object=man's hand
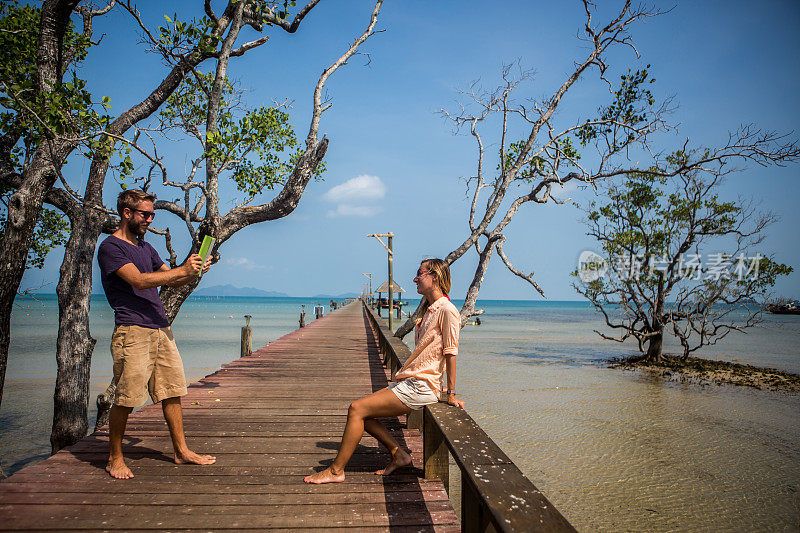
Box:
[182,254,203,276]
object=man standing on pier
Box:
[98,189,216,479]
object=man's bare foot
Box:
[174,449,216,465]
[106,457,134,479]
[304,466,345,484]
[375,447,412,476]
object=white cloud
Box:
[326,204,382,218]
[322,174,385,218]
[323,175,386,203]
[224,257,266,271]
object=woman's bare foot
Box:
[174,449,216,465]
[304,466,345,484]
[106,457,134,479]
[375,447,412,476]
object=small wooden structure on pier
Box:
[0,300,574,531]
[374,279,407,319]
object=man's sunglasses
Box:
[130,208,156,220]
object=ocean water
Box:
[452,300,800,531]
[2,296,799,531]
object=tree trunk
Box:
[0,162,60,475]
[94,380,115,431]
[0,160,58,412]
[459,238,498,324]
[394,237,497,340]
[645,329,663,363]
[161,274,203,323]
[644,274,666,364]
[50,211,102,452]
[394,300,424,339]
[0,0,81,464]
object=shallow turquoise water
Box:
[2,296,799,530]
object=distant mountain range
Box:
[193,284,289,297]
[312,292,360,299]
[191,285,359,298]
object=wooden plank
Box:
[0,491,450,506]
[0,503,459,529]
[0,480,447,495]
[2,472,435,486]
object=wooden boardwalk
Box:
[0,302,459,531]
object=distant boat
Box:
[766,300,800,315]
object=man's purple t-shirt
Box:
[98,235,170,329]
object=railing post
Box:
[407,409,422,430]
[462,475,496,533]
[423,406,449,494]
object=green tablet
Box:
[198,235,215,276]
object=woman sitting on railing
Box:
[304,258,465,484]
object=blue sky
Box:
[19,0,800,300]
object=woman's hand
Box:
[446,392,465,409]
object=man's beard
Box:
[126,217,147,237]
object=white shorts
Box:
[387,378,439,410]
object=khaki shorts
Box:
[111,325,188,407]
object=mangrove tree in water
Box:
[573,161,793,362]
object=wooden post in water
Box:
[241,315,252,357]
[299,306,306,328]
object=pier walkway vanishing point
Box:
[0,300,575,531]
[0,302,458,530]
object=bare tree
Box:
[394,1,799,340]
[154,0,384,320]
[574,161,794,362]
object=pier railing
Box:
[362,300,576,532]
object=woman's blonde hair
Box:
[419,258,451,315]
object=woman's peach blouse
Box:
[394,296,460,395]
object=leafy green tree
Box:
[573,163,793,362]
[0,2,114,464]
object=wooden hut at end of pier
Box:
[374,279,407,319]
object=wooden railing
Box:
[362,299,576,532]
